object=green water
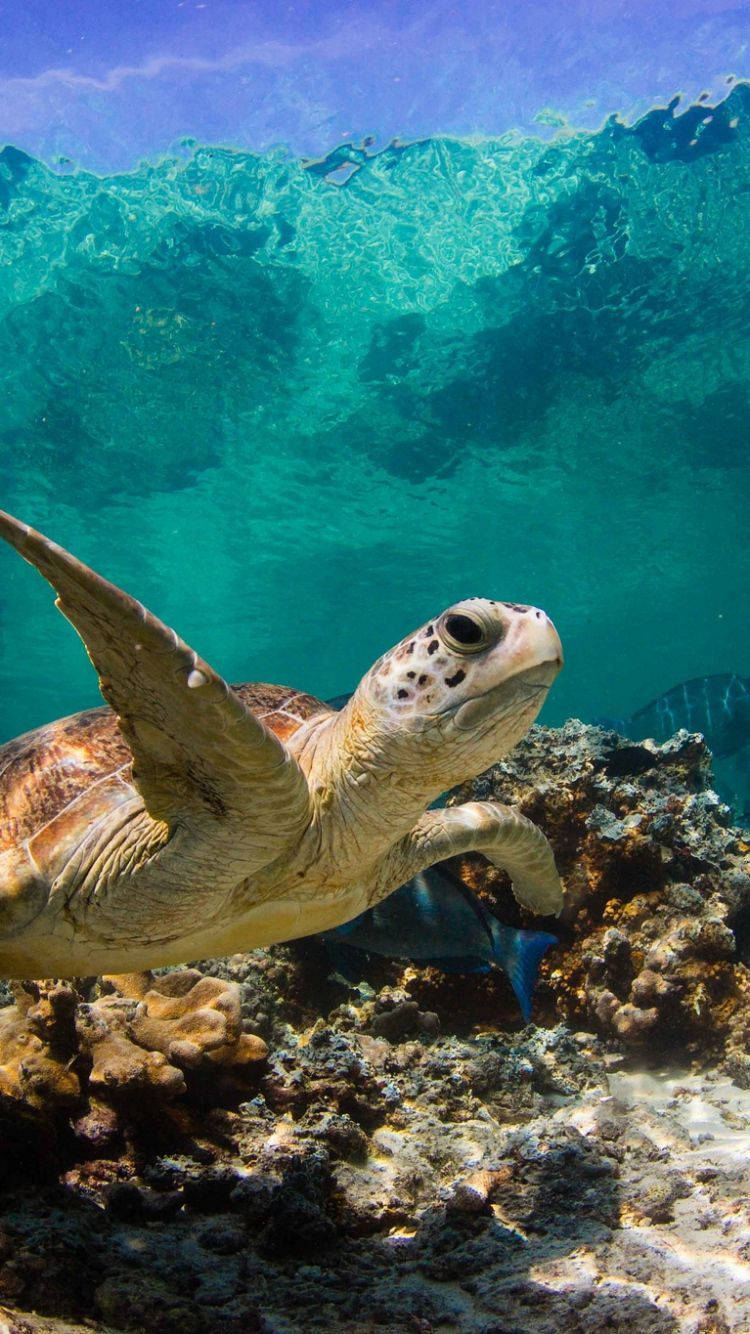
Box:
[1,89,749,765]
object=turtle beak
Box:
[452,667,557,730]
[519,608,563,676]
[516,656,563,691]
[451,612,562,731]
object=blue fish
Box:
[599,673,750,758]
[321,863,557,1023]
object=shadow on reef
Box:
[0,720,748,1329]
[0,1106,652,1334]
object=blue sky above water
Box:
[1,1,748,171]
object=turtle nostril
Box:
[535,610,542,619]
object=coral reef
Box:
[0,721,749,1331]
[0,969,266,1121]
[0,1020,747,1331]
[447,722,750,1080]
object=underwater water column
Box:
[0,0,748,781]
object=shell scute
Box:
[0,686,330,855]
[0,707,131,854]
[232,683,332,742]
[26,771,138,887]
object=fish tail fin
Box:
[490,922,558,1022]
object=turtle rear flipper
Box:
[0,510,310,866]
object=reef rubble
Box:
[449,721,750,1081]
[0,721,748,1332]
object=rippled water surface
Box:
[1,88,749,800]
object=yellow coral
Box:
[0,968,267,1112]
[105,970,267,1070]
[0,981,80,1109]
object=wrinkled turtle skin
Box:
[0,510,564,978]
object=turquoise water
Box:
[1,88,749,778]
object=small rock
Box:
[445,1181,492,1216]
[369,1002,420,1040]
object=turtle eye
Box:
[441,612,487,654]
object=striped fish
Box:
[601,673,750,757]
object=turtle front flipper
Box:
[370,802,564,917]
[0,511,310,866]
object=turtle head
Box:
[355,598,562,791]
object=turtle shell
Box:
[0,684,332,854]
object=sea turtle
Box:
[0,509,564,979]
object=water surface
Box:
[1,88,749,795]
